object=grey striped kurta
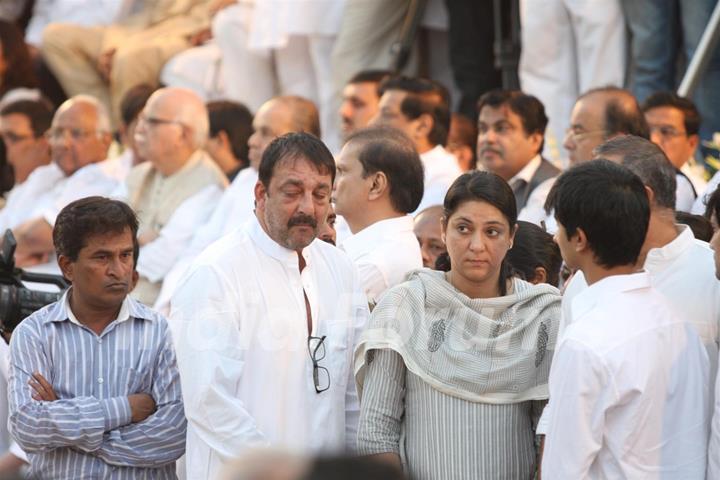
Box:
[358,350,545,480]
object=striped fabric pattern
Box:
[8,294,186,479]
[358,349,544,480]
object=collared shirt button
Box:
[98,377,104,384]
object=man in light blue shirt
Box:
[8,196,186,479]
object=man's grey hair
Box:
[593,134,677,209]
[175,95,209,149]
[56,94,112,134]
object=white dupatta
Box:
[355,269,561,404]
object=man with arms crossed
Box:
[8,196,186,479]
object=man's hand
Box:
[29,372,58,401]
[97,48,116,82]
[128,393,156,423]
[189,28,212,46]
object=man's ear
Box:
[644,185,656,206]
[131,270,139,289]
[57,255,74,282]
[573,227,589,253]
[688,133,700,153]
[217,130,231,151]
[254,180,266,203]
[368,171,388,201]
[414,113,434,141]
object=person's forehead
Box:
[145,93,178,119]
[53,103,98,129]
[345,82,378,100]
[644,105,685,125]
[572,95,607,128]
[80,228,134,252]
[271,156,332,186]
[0,113,32,133]
[479,104,521,124]
[337,141,362,165]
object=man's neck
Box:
[416,141,435,155]
[582,263,639,286]
[637,208,679,266]
[346,205,404,235]
[68,290,122,336]
[158,150,194,177]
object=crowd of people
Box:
[0,0,719,479]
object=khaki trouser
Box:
[42,23,191,129]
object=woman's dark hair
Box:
[53,197,140,268]
[301,456,405,480]
[443,171,517,295]
[0,21,37,97]
[506,221,562,286]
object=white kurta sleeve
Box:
[137,185,223,283]
[542,337,611,478]
[344,266,369,451]
[169,262,268,470]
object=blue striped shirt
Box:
[8,292,186,479]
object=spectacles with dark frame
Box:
[308,335,330,394]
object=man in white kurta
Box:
[170,132,368,479]
[153,95,321,313]
[334,127,424,305]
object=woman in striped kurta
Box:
[355,172,561,480]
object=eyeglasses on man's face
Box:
[46,127,102,142]
[308,335,330,394]
[137,113,184,129]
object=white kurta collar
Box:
[644,224,694,268]
[249,213,311,269]
[340,216,414,261]
[571,271,650,324]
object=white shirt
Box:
[542,272,710,479]
[711,366,720,479]
[152,167,258,313]
[415,145,462,214]
[539,226,720,436]
[692,169,720,215]
[169,215,368,479]
[340,216,422,305]
[0,163,64,232]
[676,163,707,213]
[508,154,558,228]
[135,183,223,283]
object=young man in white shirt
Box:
[541,159,710,479]
[476,89,560,225]
[170,132,368,479]
[334,127,424,306]
[371,76,461,214]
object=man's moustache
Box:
[288,215,317,228]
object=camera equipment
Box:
[0,229,68,334]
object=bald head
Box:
[414,205,446,269]
[564,87,648,165]
[134,88,209,175]
[247,96,320,170]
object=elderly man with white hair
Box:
[123,87,227,306]
[12,94,126,267]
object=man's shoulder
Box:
[127,297,168,325]
[311,238,355,272]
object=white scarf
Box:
[355,269,561,404]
